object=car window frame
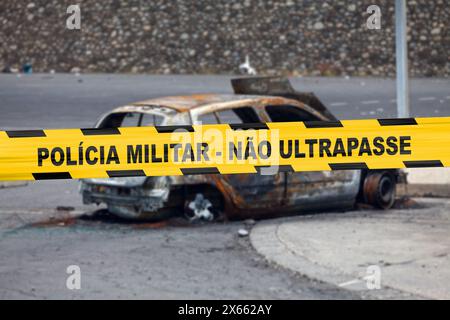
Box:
[261,100,328,123]
[191,103,262,125]
[96,111,167,128]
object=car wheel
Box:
[363,172,396,209]
[184,193,218,221]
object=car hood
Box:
[82,177,147,187]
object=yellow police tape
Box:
[0,117,449,181]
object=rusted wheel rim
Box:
[364,172,396,209]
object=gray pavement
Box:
[251,198,450,300]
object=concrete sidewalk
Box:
[251,198,450,299]
[402,168,450,198]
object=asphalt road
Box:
[0,74,446,299]
[0,216,358,299]
[1,74,449,130]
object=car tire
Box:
[363,171,396,209]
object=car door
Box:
[193,105,285,209]
[264,104,361,211]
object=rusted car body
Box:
[80,77,398,220]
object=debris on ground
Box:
[238,229,249,237]
[356,196,423,211]
[56,206,75,211]
[393,197,423,209]
[31,216,77,228]
[28,209,192,230]
[132,221,169,229]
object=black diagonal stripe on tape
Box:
[329,163,368,170]
[107,170,146,178]
[303,121,343,128]
[155,125,194,133]
[81,128,120,135]
[180,167,220,175]
[403,160,443,168]
[255,165,294,174]
[32,172,72,180]
[229,123,269,130]
[378,118,418,126]
[6,130,46,138]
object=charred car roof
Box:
[112,94,296,113]
[108,94,329,123]
[132,94,263,111]
[108,77,337,122]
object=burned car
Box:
[80,77,399,220]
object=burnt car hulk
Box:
[80,77,399,220]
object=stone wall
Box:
[0,0,449,76]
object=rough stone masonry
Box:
[0,0,448,77]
